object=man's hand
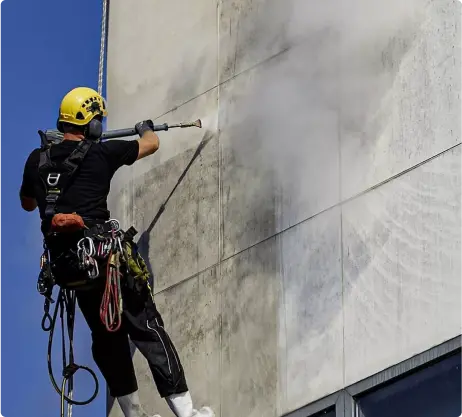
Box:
[135,120,160,160]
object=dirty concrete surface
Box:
[106,1,461,416]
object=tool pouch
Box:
[50,247,92,288]
[50,213,85,233]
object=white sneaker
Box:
[192,407,215,417]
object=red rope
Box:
[99,251,122,332]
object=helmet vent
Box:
[76,112,85,120]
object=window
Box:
[355,352,461,417]
[283,337,461,417]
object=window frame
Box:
[283,335,461,417]
[283,392,340,417]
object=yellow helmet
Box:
[58,87,108,128]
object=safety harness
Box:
[35,131,152,417]
[38,137,93,220]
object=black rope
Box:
[41,299,53,331]
[42,288,99,417]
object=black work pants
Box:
[74,277,188,398]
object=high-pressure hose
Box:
[100,119,202,140]
[40,118,202,147]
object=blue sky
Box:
[2,0,106,415]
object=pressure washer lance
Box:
[101,119,202,140]
[42,119,202,145]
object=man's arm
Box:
[100,120,160,171]
[19,150,39,212]
[135,120,160,160]
[19,189,38,212]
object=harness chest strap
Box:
[38,139,93,220]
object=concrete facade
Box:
[106,1,461,416]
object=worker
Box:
[19,87,215,417]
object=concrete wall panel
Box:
[219,0,292,82]
[343,146,461,386]
[107,0,461,416]
[107,0,218,128]
[219,39,340,258]
[155,268,222,415]
[154,268,222,416]
[280,207,343,414]
[129,134,219,294]
[340,0,461,199]
[132,88,219,180]
[220,237,281,417]
[109,84,218,208]
[110,90,221,295]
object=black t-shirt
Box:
[20,139,139,225]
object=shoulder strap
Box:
[39,140,93,219]
[60,140,93,185]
